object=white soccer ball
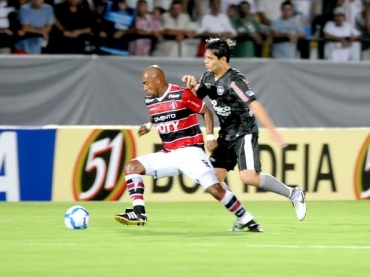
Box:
[64,205,90,230]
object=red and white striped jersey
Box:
[145,84,205,151]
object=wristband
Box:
[206,134,215,141]
[144,122,153,130]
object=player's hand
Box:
[181,75,197,90]
[268,129,287,148]
[138,125,150,137]
[206,140,218,154]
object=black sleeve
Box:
[194,72,209,100]
[229,76,256,106]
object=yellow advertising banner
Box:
[52,127,370,202]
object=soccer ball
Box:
[64,205,90,230]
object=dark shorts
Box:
[210,134,261,172]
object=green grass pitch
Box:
[0,201,369,277]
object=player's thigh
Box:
[236,133,261,172]
[210,138,237,171]
[135,151,180,179]
[177,147,219,190]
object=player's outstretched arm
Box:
[199,105,218,153]
[138,117,154,137]
[249,100,287,148]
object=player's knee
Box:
[240,170,260,186]
[124,160,145,174]
[206,183,225,201]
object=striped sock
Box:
[126,173,146,214]
[219,190,246,218]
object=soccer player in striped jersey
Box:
[114,65,263,232]
[182,38,307,230]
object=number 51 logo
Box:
[73,130,136,201]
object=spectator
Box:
[196,0,236,57]
[152,5,165,23]
[311,0,338,59]
[257,0,285,26]
[0,0,18,53]
[231,1,262,57]
[48,0,97,54]
[14,0,54,54]
[355,3,370,60]
[152,0,199,57]
[183,0,202,22]
[129,0,164,56]
[323,6,361,61]
[227,4,239,20]
[292,0,316,59]
[99,0,136,55]
[197,0,236,38]
[153,0,171,10]
[222,0,256,15]
[271,1,306,59]
[336,0,363,29]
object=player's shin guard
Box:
[126,173,146,214]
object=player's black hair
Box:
[205,38,236,63]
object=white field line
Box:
[185,243,370,250]
[244,244,370,250]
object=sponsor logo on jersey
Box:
[156,121,180,134]
[168,93,180,99]
[217,86,225,95]
[154,113,177,123]
[354,134,370,199]
[169,101,178,110]
[73,130,136,201]
[205,83,211,89]
[211,100,231,116]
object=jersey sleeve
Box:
[229,77,256,106]
[182,89,205,114]
[194,73,208,99]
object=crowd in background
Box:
[0,0,370,61]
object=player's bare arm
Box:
[199,104,218,153]
[138,116,154,137]
[248,101,287,148]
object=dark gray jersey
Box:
[195,68,258,141]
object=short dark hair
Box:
[171,0,182,6]
[240,1,250,6]
[281,1,293,9]
[205,38,236,63]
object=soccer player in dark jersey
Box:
[182,38,307,230]
[114,65,263,232]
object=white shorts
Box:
[135,147,219,190]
